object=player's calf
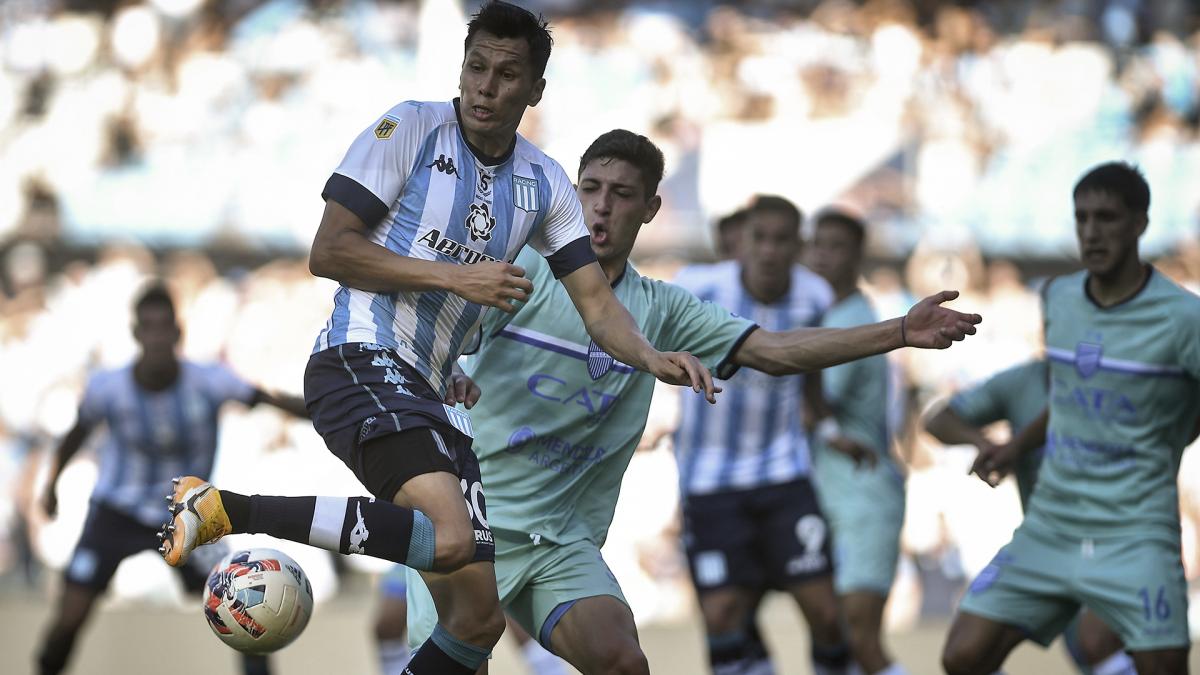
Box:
[1130,648,1189,675]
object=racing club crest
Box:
[466,203,496,242]
[513,175,539,211]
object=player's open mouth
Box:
[471,106,494,120]
[591,226,608,245]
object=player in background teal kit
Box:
[405,129,982,675]
[806,209,909,675]
[926,359,1132,674]
[942,162,1200,675]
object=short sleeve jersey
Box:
[1028,269,1200,542]
[949,360,1049,509]
[672,261,834,495]
[78,362,256,527]
[315,99,594,395]
[464,249,755,546]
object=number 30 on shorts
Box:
[459,479,488,529]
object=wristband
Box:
[900,315,908,347]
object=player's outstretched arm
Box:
[733,290,982,374]
[559,262,719,402]
[309,200,532,311]
[42,420,93,518]
[925,406,993,450]
[251,390,310,418]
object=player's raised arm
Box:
[731,289,982,375]
[559,261,719,402]
[309,199,532,311]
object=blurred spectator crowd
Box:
[0,0,1196,256]
[2,0,1200,634]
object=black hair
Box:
[747,195,802,236]
[465,1,553,80]
[814,207,866,249]
[1072,161,1150,215]
[134,282,176,322]
[578,129,665,199]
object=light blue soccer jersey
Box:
[78,362,255,527]
[463,249,755,545]
[1029,268,1200,542]
[315,99,593,395]
[672,261,834,495]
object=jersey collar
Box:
[1083,263,1153,310]
[453,98,516,167]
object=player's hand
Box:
[443,372,481,409]
[829,436,878,469]
[902,290,983,349]
[451,262,534,312]
[969,440,1018,487]
[42,485,57,519]
[648,351,721,403]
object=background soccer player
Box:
[403,129,981,675]
[942,162,1200,675]
[925,358,1132,674]
[673,195,856,675]
[156,4,717,675]
[806,209,909,675]
[34,284,306,675]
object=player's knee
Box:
[1077,626,1123,665]
[941,634,986,675]
[430,528,476,572]
[585,640,649,675]
[699,594,744,634]
[807,604,844,645]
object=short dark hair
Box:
[578,129,665,199]
[717,209,747,234]
[134,282,176,322]
[465,1,553,80]
[815,207,866,249]
[747,195,802,236]
[1072,161,1150,214]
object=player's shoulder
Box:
[1147,268,1200,325]
[1041,270,1086,303]
[992,358,1047,388]
[85,365,130,391]
[372,100,455,137]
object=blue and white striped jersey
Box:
[315,99,594,395]
[78,362,255,527]
[672,261,834,495]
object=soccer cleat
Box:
[158,476,232,567]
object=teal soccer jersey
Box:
[1030,269,1200,542]
[812,291,905,594]
[464,248,756,546]
[949,360,1048,509]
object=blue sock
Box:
[404,624,490,674]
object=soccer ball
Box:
[202,548,314,654]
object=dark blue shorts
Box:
[304,343,493,562]
[682,478,832,592]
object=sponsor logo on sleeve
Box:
[374,117,398,140]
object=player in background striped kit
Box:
[35,283,308,675]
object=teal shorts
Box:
[406,528,627,650]
[813,454,905,595]
[959,522,1189,651]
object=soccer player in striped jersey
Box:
[156,4,717,675]
[400,129,982,675]
[35,284,307,675]
[672,197,860,675]
[806,209,909,675]
[943,162,1200,675]
[926,359,1132,674]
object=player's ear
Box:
[528,78,546,107]
[643,194,662,224]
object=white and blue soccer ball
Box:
[202,547,314,654]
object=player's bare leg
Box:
[1076,609,1130,672]
[840,590,894,674]
[374,592,410,675]
[941,611,1025,675]
[549,595,648,675]
[699,586,770,673]
[786,577,852,674]
[35,582,101,675]
[1130,648,1189,675]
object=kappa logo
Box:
[466,203,496,242]
[349,501,368,554]
[374,117,397,140]
[427,154,460,178]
